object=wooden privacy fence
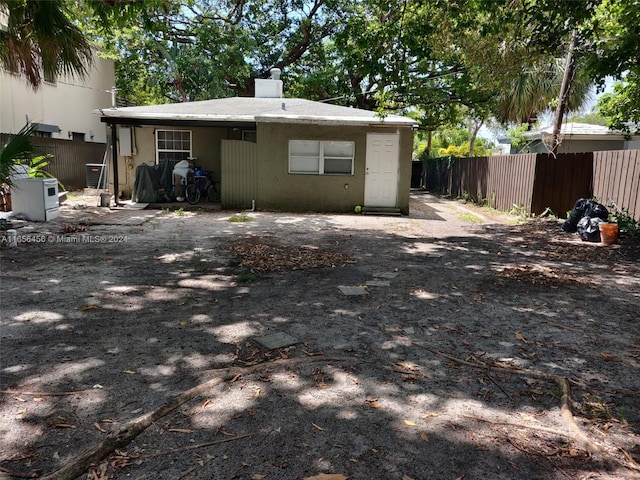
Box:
[0,135,107,190]
[425,150,640,220]
[593,150,640,220]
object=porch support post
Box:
[110,123,120,206]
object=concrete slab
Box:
[254,332,298,350]
[338,285,368,296]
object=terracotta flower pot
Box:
[599,222,619,246]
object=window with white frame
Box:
[289,140,354,175]
[156,130,192,164]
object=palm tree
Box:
[0,0,92,89]
[0,123,37,188]
[495,58,592,130]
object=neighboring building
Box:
[0,52,115,143]
[97,73,417,214]
[521,122,640,154]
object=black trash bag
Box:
[584,200,609,222]
[577,216,606,242]
[563,199,609,232]
[562,198,589,232]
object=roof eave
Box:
[256,114,417,127]
[94,107,417,128]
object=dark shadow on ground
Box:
[1,208,639,479]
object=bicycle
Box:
[184,171,220,205]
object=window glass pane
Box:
[290,140,320,156]
[324,141,353,158]
[242,130,257,142]
[156,130,191,164]
[290,156,319,173]
[159,151,190,163]
[324,158,353,175]
[289,139,353,175]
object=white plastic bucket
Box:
[100,192,111,207]
[6,229,17,247]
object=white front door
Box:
[364,133,400,208]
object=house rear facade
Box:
[97,76,416,214]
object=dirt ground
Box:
[1,191,640,480]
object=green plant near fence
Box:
[609,206,640,238]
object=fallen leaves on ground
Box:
[496,265,592,286]
[505,219,640,262]
[230,237,354,272]
[62,223,87,233]
[514,331,533,344]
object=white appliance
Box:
[10,178,60,221]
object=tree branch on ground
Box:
[38,356,353,480]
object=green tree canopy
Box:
[598,73,640,134]
[9,0,637,140]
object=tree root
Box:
[0,389,101,397]
[38,356,351,480]
[422,346,640,474]
[461,414,580,439]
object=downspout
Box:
[110,123,120,206]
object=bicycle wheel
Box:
[206,184,220,202]
[185,183,200,205]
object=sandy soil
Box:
[1,191,640,480]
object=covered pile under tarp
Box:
[132,161,175,203]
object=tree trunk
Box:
[468,119,484,157]
[550,30,578,155]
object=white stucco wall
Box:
[0,53,114,143]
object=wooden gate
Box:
[531,153,593,217]
[220,140,258,209]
